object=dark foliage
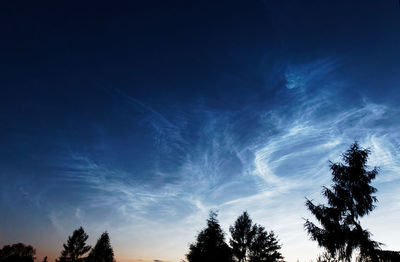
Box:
[0,243,36,262]
[230,212,283,262]
[230,211,255,262]
[56,227,91,262]
[356,250,400,262]
[304,142,381,261]
[248,225,283,262]
[375,250,400,262]
[186,211,233,262]
[87,232,115,262]
[315,252,338,262]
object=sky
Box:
[0,1,400,261]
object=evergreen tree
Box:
[248,225,283,262]
[304,142,380,261]
[230,211,255,262]
[87,232,114,262]
[186,211,233,262]
[56,227,91,262]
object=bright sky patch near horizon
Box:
[1,1,400,262]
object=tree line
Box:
[0,229,114,262]
[186,210,283,262]
[1,142,400,262]
[0,211,283,262]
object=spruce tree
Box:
[87,232,114,262]
[304,142,380,261]
[186,211,233,262]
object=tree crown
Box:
[305,142,380,261]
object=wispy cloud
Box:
[12,58,399,262]
[284,58,339,90]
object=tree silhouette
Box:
[87,232,115,262]
[56,227,91,262]
[248,225,283,262]
[230,211,255,262]
[315,252,338,262]
[42,256,48,262]
[0,243,36,262]
[186,211,233,262]
[304,142,380,261]
[230,212,283,262]
[373,250,400,262]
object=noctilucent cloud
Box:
[1,1,399,261]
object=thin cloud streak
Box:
[8,57,396,262]
[39,66,400,261]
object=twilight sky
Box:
[1,1,400,262]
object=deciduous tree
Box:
[0,243,36,262]
[56,227,91,262]
[230,212,283,262]
[230,211,254,262]
[248,225,283,262]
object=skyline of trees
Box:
[0,243,36,262]
[0,229,116,262]
[1,142,398,261]
[186,211,283,262]
[54,228,115,262]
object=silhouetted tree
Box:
[248,225,283,262]
[316,252,338,262]
[87,232,114,262]
[230,212,283,262]
[0,243,36,262]
[374,250,400,262]
[186,211,233,262]
[356,250,400,262]
[56,227,91,262]
[42,256,48,262]
[230,211,255,262]
[304,142,381,261]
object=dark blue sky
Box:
[1,1,400,261]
